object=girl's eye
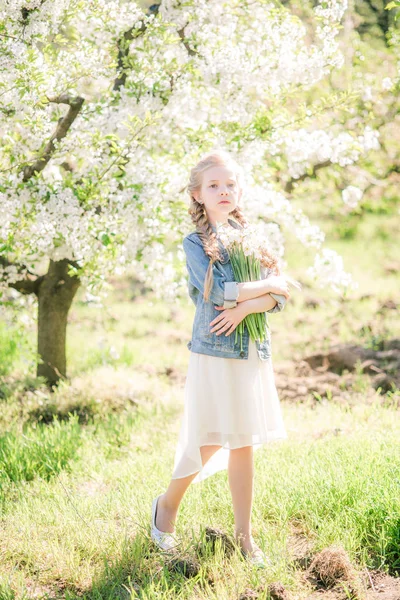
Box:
[209,183,235,188]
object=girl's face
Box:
[193,165,242,226]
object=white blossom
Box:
[0,0,364,303]
[307,248,357,293]
[362,86,373,102]
[382,77,393,91]
[342,185,363,208]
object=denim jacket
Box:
[183,218,286,361]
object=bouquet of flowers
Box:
[216,221,286,350]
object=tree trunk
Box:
[37,259,80,387]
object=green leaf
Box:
[100,233,111,246]
[385,1,400,9]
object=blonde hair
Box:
[187,150,280,303]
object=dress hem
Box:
[171,431,287,481]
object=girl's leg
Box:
[155,444,222,533]
[228,445,255,552]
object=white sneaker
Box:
[151,495,180,552]
[238,535,272,568]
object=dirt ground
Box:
[274,338,400,406]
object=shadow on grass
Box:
[12,526,235,600]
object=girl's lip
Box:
[219,200,230,204]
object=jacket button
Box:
[240,351,245,357]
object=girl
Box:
[151,150,291,567]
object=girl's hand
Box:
[264,275,291,298]
[210,304,247,336]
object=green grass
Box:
[0,416,82,488]
[0,398,399,599]
[0,322,31,378]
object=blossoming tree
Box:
[0,0,395,385]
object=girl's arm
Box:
[238,293,285,316]
[236,265,289,305]
[236,280,283,303]
[183,235,284,307]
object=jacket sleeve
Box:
[264,267,286,313]
[267,292,286,313]
[182,236,237,307]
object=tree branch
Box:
[177,25,197,57]
[0,256,44,295]
[113,3,161,92]
[22,93,84,181]
[112,2,197,93]
[362,163,400,195]
[284,160,332,193]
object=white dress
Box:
[171,339,287,484]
